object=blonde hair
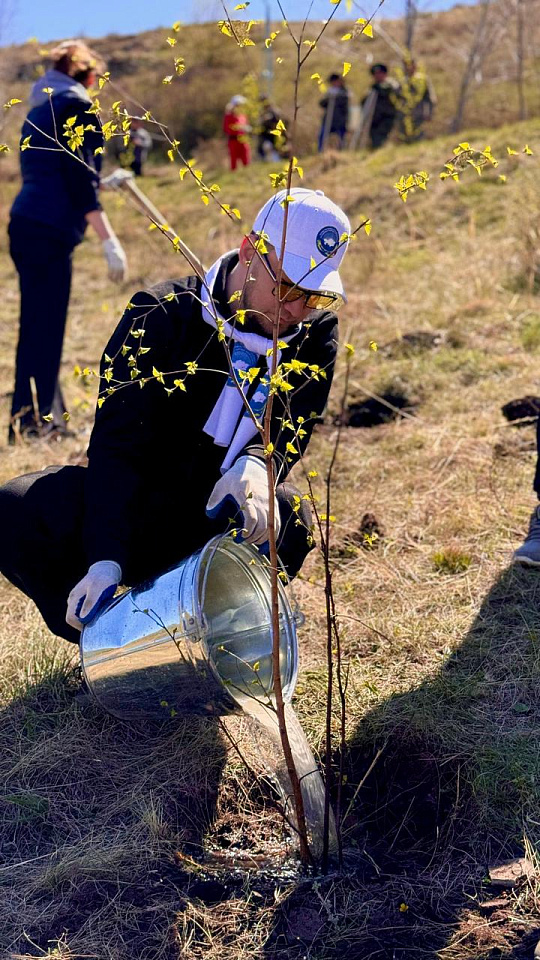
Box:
[49,39,105,78]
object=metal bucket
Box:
[80,536,300,721]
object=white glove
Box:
[66,560,122,631]
[102,236,128,283]
[100,168,134,190]
[206,455,280,548]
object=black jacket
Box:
[11,91,103,245]
[319,88,350,133]
[363,81,398,124]
[84,253,338,582]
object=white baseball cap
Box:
[252,188,351,298]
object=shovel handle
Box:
[119,176,207,279]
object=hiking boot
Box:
[513,505,540,567]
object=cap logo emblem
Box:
[316,225,340,257]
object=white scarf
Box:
[201,252,299,473]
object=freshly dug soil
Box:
[501,395,540,422]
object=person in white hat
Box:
[223,95,252,170]
[0,188,351,642]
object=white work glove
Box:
[102,236,128,283]
[100,168,134,190]
[206,455,280,548]
[66,560,122,631]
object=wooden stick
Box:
[118,177,207,278]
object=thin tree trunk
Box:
[516,0,526,120]
[352,89,377,150]
[320,95,335,152]
[405,0,417,52]
[450,0,492,133]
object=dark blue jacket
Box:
[10,90,103,245]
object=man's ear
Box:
[238,235,254,266]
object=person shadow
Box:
[264,564,540,959]
[0,657,228,959]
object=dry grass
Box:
[1,99,540,958]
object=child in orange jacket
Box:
[223,95,251,170]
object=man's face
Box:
[241,245,317,336]
[241,246,314,337]
[372,68,386,83]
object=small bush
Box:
[521,314,540,352]
[432,548,472,574]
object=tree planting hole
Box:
[341,390,417,429]
[501,395,540,423]
[380,330,448,358]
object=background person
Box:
[257,95,288,163]
[8,39,128,443]
[223,95,252,171]
[361,63,399,149]
[127,118,153,176]
[394,58,437,143]
[0,188,350,643]
[513,424,540,566]
[318,74,351,152]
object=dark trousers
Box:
[0,466,313,645]
[370,117,394,149]
[534,419,540,499]
[9,216,74,436]
[318,124,347,152]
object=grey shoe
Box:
[513,505,540,566]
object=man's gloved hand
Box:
[102,236,128,283]
[66,560,122,631]
[206,455,280,548]
[100,168,135,190]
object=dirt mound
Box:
[380,329,448,358]
[340,388,419,428]
[501,395,540,422]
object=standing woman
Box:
[8,39,128,442]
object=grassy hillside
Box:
[1,113,540,957]
[1,0,540,158]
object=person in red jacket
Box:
[223,95,251,171]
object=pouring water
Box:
[80,535,336,861]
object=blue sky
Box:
[3,0,473,46]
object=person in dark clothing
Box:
[128,118,153,176]
[361,63,399,149]
[512,424,540,567]
[318,74,351,152]
[257,96,288,162]
[0,188,351,643]
[8,39,128,443]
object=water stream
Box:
[238,698,338,863]
[200,545,337,862]
[83,537,336,863]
